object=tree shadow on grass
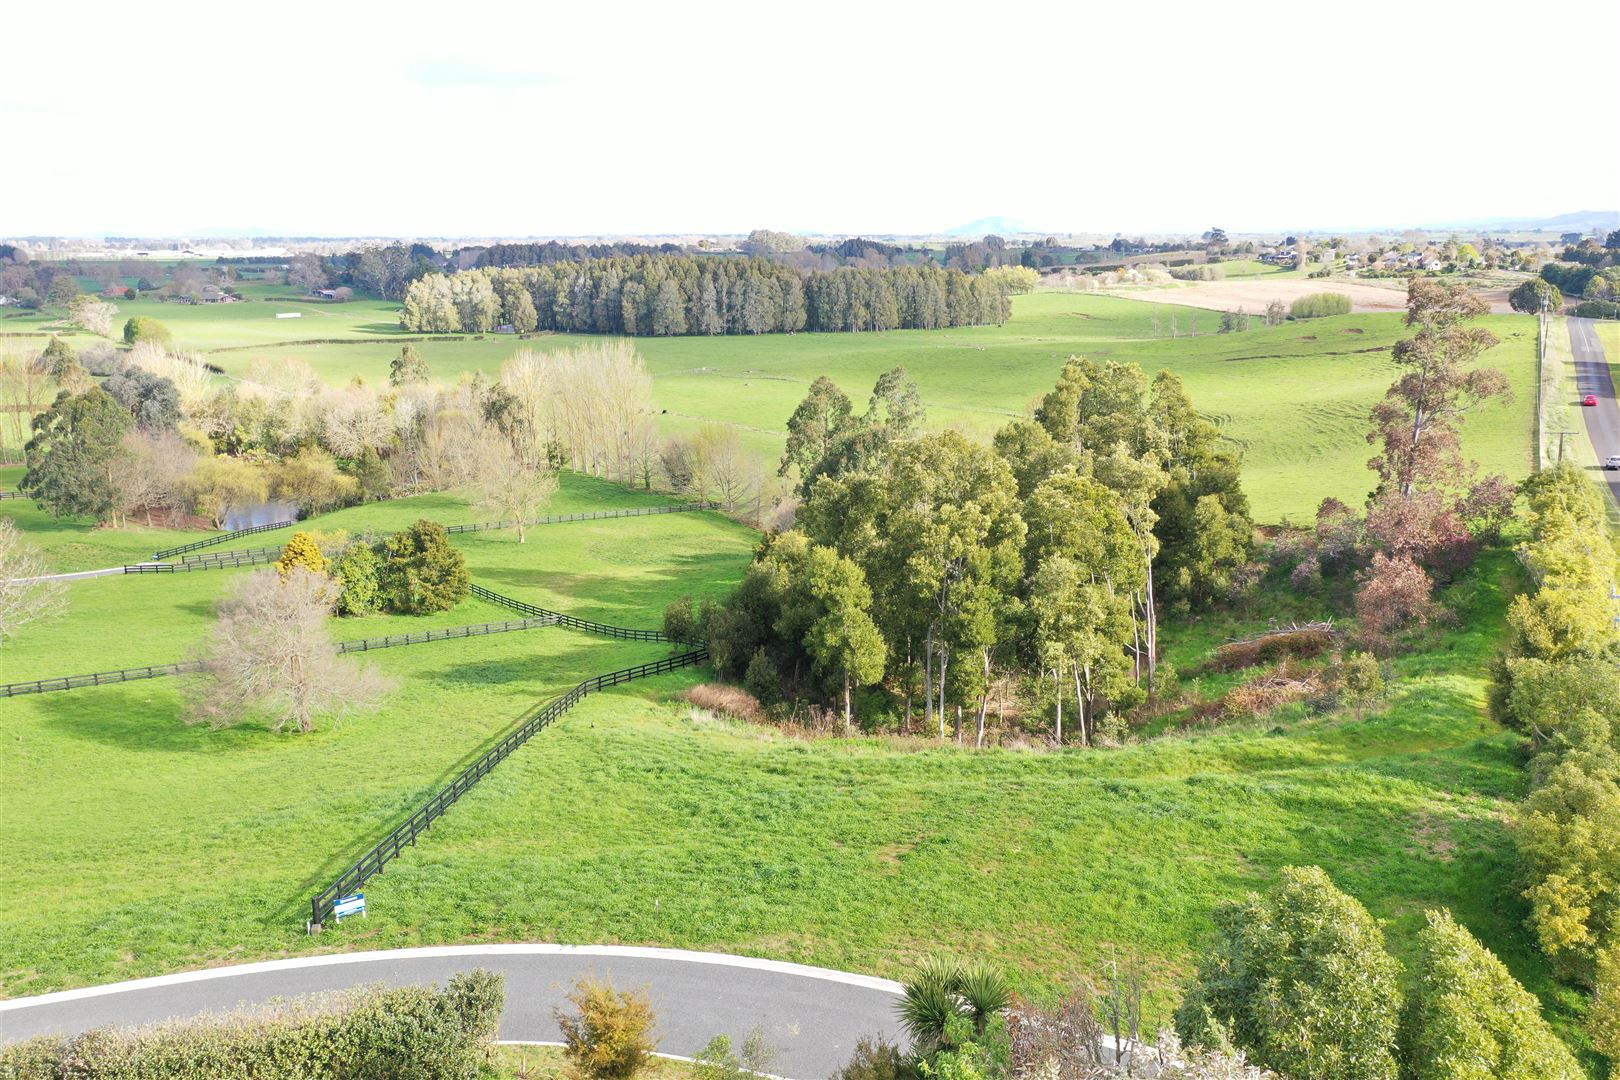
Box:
[25,682,276,753]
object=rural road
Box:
[1570,317,1620,507]
[0,945,908,1079]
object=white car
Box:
[1607,455,1620,471]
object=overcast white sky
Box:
[5,0,1617,238]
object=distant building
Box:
[314,288,339,300]
[103,285,132,298]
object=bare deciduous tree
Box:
[0,344,55,455]
[694,423,761,512]
[184,568,395,733]
[0,518,67,645]
[110,430,200,526]
[468,425,558,542]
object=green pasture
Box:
[6,289,1537,522]
[0,470,1583,1042]
[1,282,403,351]
[0,276,1574,1051]
[138,291,1533,524]
[0,550,1581,1039]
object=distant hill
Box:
[944,215,1032,238]
[1441,209,1618,233]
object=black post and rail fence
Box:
[152,519,299,560]
[469,584,672,641]
[443,501,721,536]
[0,617,560,698]
[142,502,719,565]
[308,646,710,930]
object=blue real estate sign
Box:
[334,893,366,920]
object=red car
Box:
[1583,394,1599,406]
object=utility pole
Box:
[1552,430,1576,465]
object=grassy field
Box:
[0,278,1577,1055]
[53,291,1528,524]
[5,287,1536,522]
[0,465,1581,1044]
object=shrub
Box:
[1399,909,1583,1080]
[1592,941,1620,1061]
[1508,278,1562,314]
[1338,651,1385,717]
[743,648,780,704]
[276,531,329,579]
[833,1036,915,1080]
[334,541,383,616]
[378,519,469,614]
[1354,553,1439,650]
[122,314,172,346]
[898,957,1012,1056]
[1174,866,1401,1080]
[446,968,506,1043]
[693,1028,777,1080]
[0,972,504,1079]
[663,594,702,644]
[1288,292,1351,319]
[1574,299,1620,319]
[554,976,659,1080]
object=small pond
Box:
[223,500,301,531]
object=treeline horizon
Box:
[398,257,1012,336]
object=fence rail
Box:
[152,519,299,560]
[0,618,560,698]
[0,490,24,501]
[334,617,556,653]
[469,583,672,641]
[443,502,721,537]
[124,548,286,574]
[142,501,717,563]
[0,661,201,696]
[309,646,710,928]
[180,545,286,566]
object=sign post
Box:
[334,892,367,921]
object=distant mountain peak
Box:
[944,215,1031,238]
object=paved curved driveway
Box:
[0,946,907,1079]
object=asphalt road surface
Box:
[1570,316,1620,506]
[0,946,908,1079]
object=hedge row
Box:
[0,970,504,1079]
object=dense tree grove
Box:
[399,257,1011,336]
[686,358,1253,736]
[465,240,683,267]
[1493,464,1620,1056]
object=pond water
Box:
[223,500,301,531]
